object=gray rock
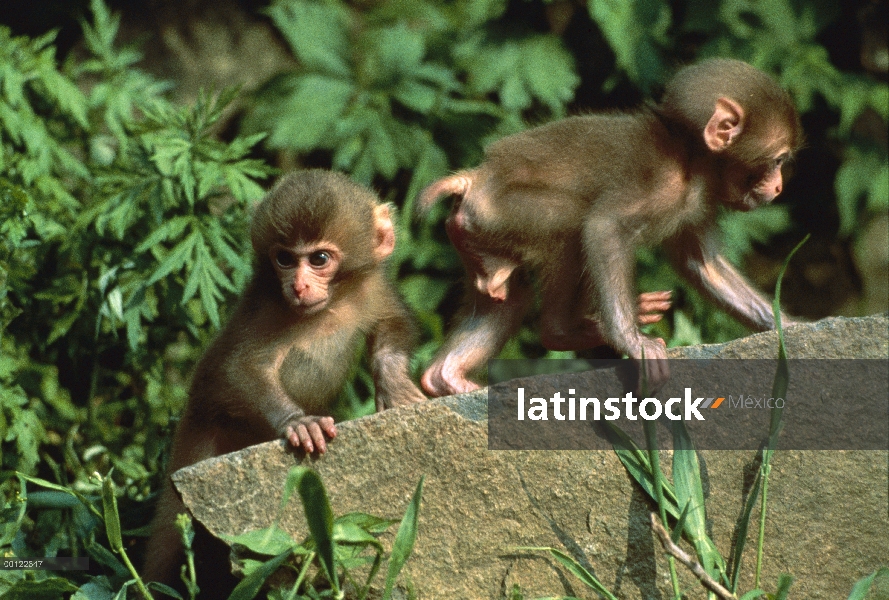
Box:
[173,314,889,599]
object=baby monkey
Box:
[144,170,425,593]
[419,58,803,395]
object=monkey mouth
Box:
[736,193,771,211]
[292,298,327,314]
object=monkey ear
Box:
[704,97,745,152]
[372,203,396,260]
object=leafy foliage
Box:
[1,2,270,594]
[226,468,423,599]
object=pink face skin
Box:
[726,151,789,212]
[270,243,342,314]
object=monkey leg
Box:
[538,256,601,350]
[143,420,240,595]
[421,273,533,397]
[540,278,672,352]
[142,478,187,589]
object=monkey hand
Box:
[630,337,670,394]
[283,416,337,454]
[637,291,672,325]
[375,381,427,411]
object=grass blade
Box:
[607,423,680,518]
[227,549,293,600]
[516,547,618,600]
[382,475,424,600]
[672,422,726,581]
[847,567,889,600]
[729,465,763,591]
[291,467,339,592]
[643,419,681,599]
[754,235,807,588]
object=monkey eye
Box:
[274,250,296,268]
[308,251,330,267]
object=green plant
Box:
[1,2,271,595]
[517,238,887,599]
[225,467,423,600]
[6,471,156,599]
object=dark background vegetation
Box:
[0,0,886,596]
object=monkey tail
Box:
[415,170,476,218]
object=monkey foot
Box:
[421,364,481,397]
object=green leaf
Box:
[607,424,680,518]
[134,215,192,254]
[835,147,886,236]
[145,582,183,600]
[718,204,792,263]
[72,575,116,600]
[587,0,671,89]
[672,425,725,580]
[393,80,439,114]
[369,21,426,82]
[87,541,129,578]
[448,0,507,29]
[204,219,251,280]
[382,475,424,600]
[458,35,578,114]
[368,113,399,179]
[223,162,270,203]
[729,466,763,591]
[266,75,354,150]
[41,69,89,127]
[335,512,398,534]
[101,474,123,552]
[847,567,889,600]
[515,547,618,599]
[0,578,79,599]
[868,161,889,211]
[145,230,199,286]
[670,502,690,545]
[332,521,381,547]
[519,36,579,116]
[266,0,352,78]
[288,467,339,591]
[774,573,794,599]
[398,275,450,314]
[227,549,293,600]
[228,524,299,556]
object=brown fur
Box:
[418,59,803,396]
[143,170,425,595]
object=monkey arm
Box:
[582,219,648,353]
[221,336,337,453]
[582,217,669,389]
[667,230,788,331]
[368,300,426,409]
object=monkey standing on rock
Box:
[143,170,425,593]
[419,58,803,396]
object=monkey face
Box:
[722,151,788,212]
[270,242,342,314]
